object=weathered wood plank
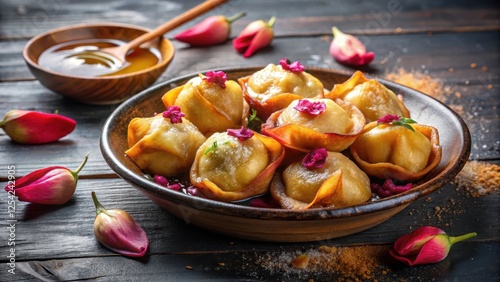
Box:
[1,31,499,95]
[5,241,499,281]
[2,30,499,82]
[1,0,499,40]
[0,177,498,260]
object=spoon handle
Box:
[125,0,228,50]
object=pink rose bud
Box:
[92,192,149,257]
[390,226,477,266]
[233,16,276,58]
[5,154,88,205]
[174,12,246,46]
[0,110,76,144]
[329,27,375,66]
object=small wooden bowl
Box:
[100,67,471,242]
[23,23,174,104]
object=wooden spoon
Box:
[68,0,227,67]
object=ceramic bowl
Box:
[100,67,471,242]
[23,23,174,104]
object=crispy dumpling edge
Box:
[190,131,285,202]
[349,121,442,181]
[261,98,366,152]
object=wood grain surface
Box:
[0,0,498,281]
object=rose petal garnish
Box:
[280,58,305,73]
[227,126,254,141]
[186,186,199,196]
[153,175,169,187]
[167,183,182,191]
[371,178,413,198]
[293,99,326,115]
[377,114,417,132]
[377,114,400,124]
[152,175,182,191]
[302,148,328,169]
[249,197,279,208]
[162,106,185,124]
[202,70,227,88]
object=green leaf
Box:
[400,117,417,124]
[247,109,263,132]
[204,141,218,155]
[248,109,262,123]
[391,120,415,132]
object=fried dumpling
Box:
[270,149,371,209]
[349,116,442,181]
[326,71,410,122]
[190,127,284,202]
[126,107,207,176]
[238,59,324,120]
[162,71,248,136]
[261,98,365,152]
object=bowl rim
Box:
[22,22,175,80]
[100,66,471,220]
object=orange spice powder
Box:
[384,68,449,102]
[452,161,500,198]
[257,245,392,281]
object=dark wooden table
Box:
[1,0,499,281]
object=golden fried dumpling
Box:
[270,149,371,209]
[261,98,365,152]
[326,71,410,122]
[126,106,207,176]
[238,59,324,120]
[162,71,248,136]
[190,127,284,202]
[350,116,442,181]
[278,98,354,133]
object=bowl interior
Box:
[23,23,174,104]
[24,23,173,74]
[101,67,470,221]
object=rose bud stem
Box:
[449,232,478,245]
[226,12,246,23]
